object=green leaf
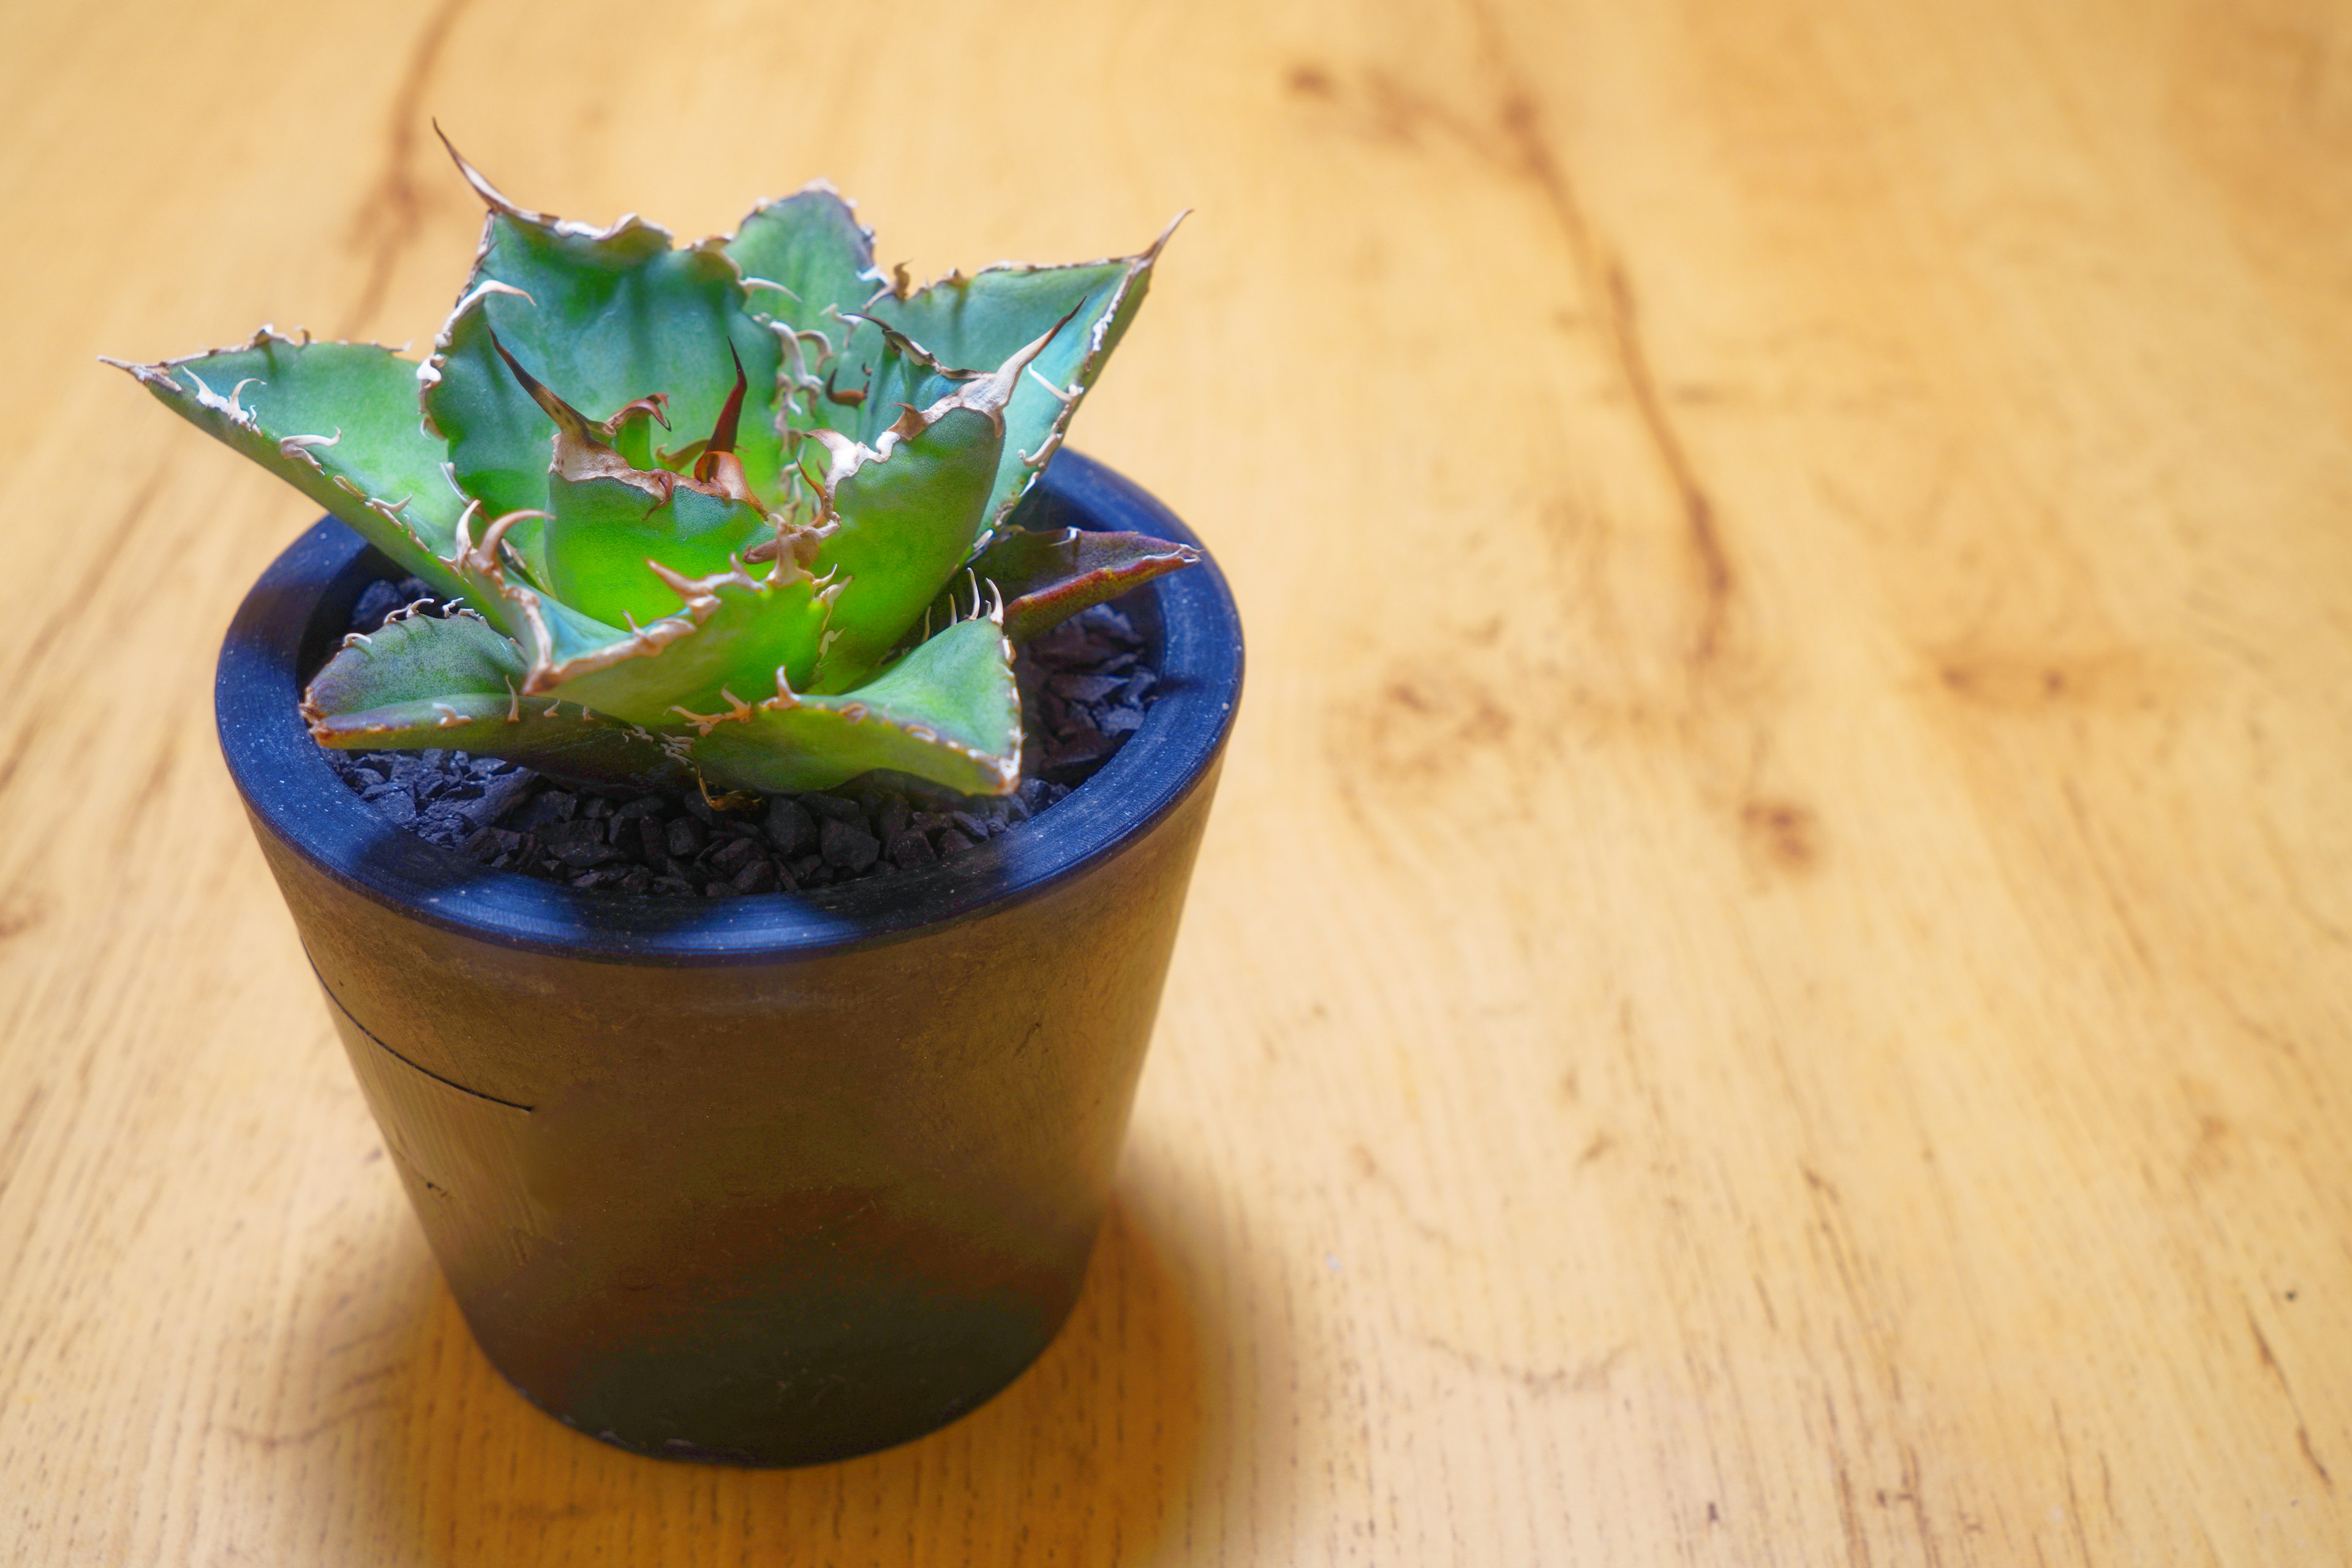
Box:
[919,525,1199,643]
[847,318,977,448]
[426,502,644,670]
[107,333,467,599]
[303,608,524,714]
[872,219,1175,533]
[421,213,785,524]
[723,184,889,439]
[687,617,1020,796]
[541,563,833,729]
[541,462,771,628]
[801,319,1072,692]
[312,692,692,788]
[805,404,1003,692]
[462,324,775,629]
[725,185,884,352]
[301,610,692,787]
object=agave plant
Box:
[107,138,1193,797]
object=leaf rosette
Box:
[108,135,1195,797]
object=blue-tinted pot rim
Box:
[215,451,1243,967]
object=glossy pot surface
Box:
[216,453,1241,1465]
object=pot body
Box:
[216,453,1240,1466]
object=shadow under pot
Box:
[214,451,1243,1467]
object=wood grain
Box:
[4,0,2350,1561]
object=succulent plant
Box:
[107,137,1194,797]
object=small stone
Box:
[703,878,741,899]
[1030,620,1090,663]
[938,827,977,857]
[804,792,865,824]
[417,805,477,846]
[763,797,816,855]
[790,853,823,879]
[1042,722,1118,780]
[680,790,717,825]
[1080,603,1137,643]
[1048,673,1125,703]
[1101,706,1144,736]
[370,791,418,826]
[876,793,911,845]
[899,779,963,812]
[820,816,880,870]
[612,796,666,821]
[424,777,470,810]
[652,876,698,897]
[617,868,654,894]
[707,836,758,877]
[732,859,780,894]
[888,831,936,870]
[510,790,575,831]
[948,810,990,841]
[553,839,624,869]
[349,579,407,634]
[481,781,532,820]
[466,826,521,862]
[666,817,706,858]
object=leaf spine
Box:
[277,429,342,468]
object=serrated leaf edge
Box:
[102,328,454,577]
[680,616,1025,795]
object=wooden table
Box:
[5,1,2348,1561]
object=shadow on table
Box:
[334,1152,1249,1567]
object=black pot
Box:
[215,452,1242,1467]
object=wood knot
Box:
[1741,797,1822,874]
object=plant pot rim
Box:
[216,450,1243,968]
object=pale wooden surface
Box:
[4,0,2350,1561]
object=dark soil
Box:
[321,577,1161,897]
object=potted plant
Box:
[106,137,1242,1467]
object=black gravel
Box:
[319,575,1163,897]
